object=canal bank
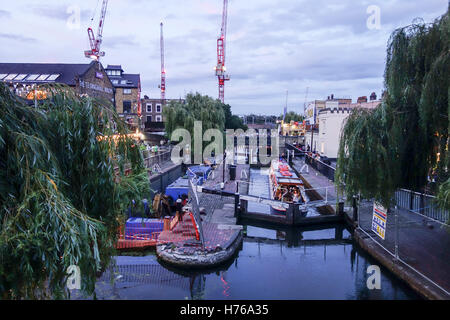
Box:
[290,153,450,300]
[71,220,420,300]
[155,160,245,269]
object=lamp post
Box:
[222,151,226,184]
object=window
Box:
[36,74,50,81]
[146,115,152,123]
[46,74,60,81]
[112,79,119,84]
[4,74,18,81]
[123,88,131,94]
[120,80,127,84]
[156,115,162,122]
[123,101,132,113]
[25,74,40,81]
[13,74,28,81]
[156,104,161,113]
[0,74,7,80]
[146,103,152,112]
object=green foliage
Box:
[336,10,449,208]
[0,83,150,299]
[163,93,226,160]
[282,111,304,123]
[222,104,248,130]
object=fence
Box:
[303,153,336,181]
[357,199,450,297]
[395,189,449,224]
[143,150,172,170]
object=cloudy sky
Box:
[0,0,448,115]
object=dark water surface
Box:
[72,169,420,300]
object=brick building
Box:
[105,65,140,130]
[0,61,114,103]
[141,96,185,132]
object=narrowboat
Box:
[269,159,308,215]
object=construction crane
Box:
[85,0,108,61]
[214,0,230,103]
[160,22,166,103]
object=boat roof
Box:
[167,177,190,188]
[277,177,303,185]
[188,165,211,174]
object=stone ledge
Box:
[354,229,450,300]
[156,231,243,269]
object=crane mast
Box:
[85,0,108,61]
[215,0,230,103]
[160,22,166,102]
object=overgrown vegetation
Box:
[282,111,304,123]
[0,83,150,299]
[336,10,449,210]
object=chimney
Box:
[331,94,334,100]
[357,96,368,103]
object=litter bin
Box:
[229,165,237,181]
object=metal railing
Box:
[304,153,336,181]
[395,189,449,224]
[356,200,450,297]
[143,150,172,169]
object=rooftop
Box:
[0,61,98,86]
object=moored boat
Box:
[269,159,307,215]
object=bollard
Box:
[163,216,171,231]
[234,193,240,218]
[352,196,358,224]
[338,202,344,216]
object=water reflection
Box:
[72,221,420,300]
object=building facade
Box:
[317,98,381,159]
[0,61,114,103]
[141,97,185,132]
[105,65,140,130]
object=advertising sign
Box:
[372,202,388,240]
[305,102,315,124]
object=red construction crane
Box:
[215,0,230,103]
[85,0,108,61]
[160,22,166,102]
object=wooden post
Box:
[163,216,171,231]
[240,198,248,214]
[234,193,240,218]
[338,202,344,216]
[352,196,358,223]
[286,203,295,225]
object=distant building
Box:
[0,61,114,103]
[105,65,140,130]
[317,98,381,159]
[141,96,185,132]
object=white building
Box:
[317,100,381,159]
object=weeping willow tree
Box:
[0,83,150,299]
[163,92,225,161]
[336,9,449,209]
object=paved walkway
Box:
[291,158,339,203]
[355,202,450,298]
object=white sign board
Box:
[372,202,387,240]
[305,102,315,124]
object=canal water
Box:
[73,168,420,300]
[246,167,320,217]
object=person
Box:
[175,198,183,221]
[292,191,300,203]
[142,198,150,217]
